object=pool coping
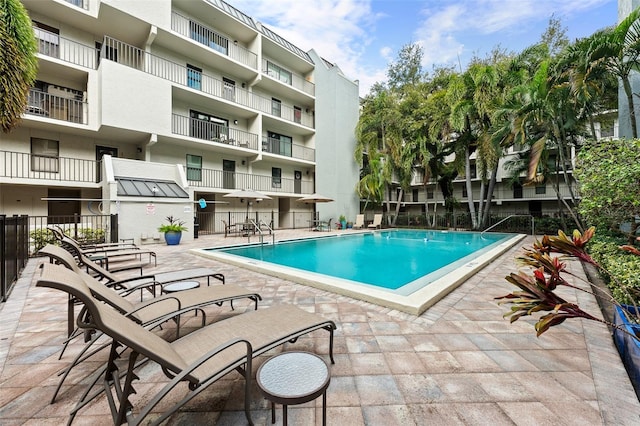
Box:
[192,232,526,315]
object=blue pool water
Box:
[211,230,512,292]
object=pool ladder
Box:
[247,219,275,245]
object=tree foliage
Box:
[0,0,38,133]
[575,138,640,235]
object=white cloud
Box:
[230,0,384,95]
[413,0,613,69]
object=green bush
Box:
[30,228,55,253]
[589,233,640,304]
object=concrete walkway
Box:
[1,230,639,425]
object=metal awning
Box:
[116,177,188,198]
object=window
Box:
[462,187,468,198]
[272,167,282,188]
[186,154,202,181]
[600,123,614,138]
[266,131,292,157]
[223,77,235,101]
[266,61,292,85]
[427,190,434,199]
[535,184,546,195]
[294,106,302,124]
[31,138,59,172]
[33,21,59,58]
[190,110,228,141]
[187,65,202,90]
[271,98,281,117]
[412,189,419,202]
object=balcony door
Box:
[223,159,235,189]
[190,110,227,141]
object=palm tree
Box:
[0,0,38,133]
[585,8,640,138]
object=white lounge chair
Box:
[368,214,383,229]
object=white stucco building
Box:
[1,0,360,243]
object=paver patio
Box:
[1,230,639,425]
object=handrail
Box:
[481,214,535,236]
[247,219,275,245]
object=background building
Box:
[1,0,360,242]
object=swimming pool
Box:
[194,230,524,315]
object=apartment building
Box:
[387,113,619,222]
[1,0,360,242]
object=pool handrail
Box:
[480,214,534,237]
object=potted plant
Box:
[158,215,188,245]
[339,215,347,230]
[496,227,640,397]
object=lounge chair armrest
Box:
[117,279,161,297]
[138,339,254,425]
[125,296,182,319]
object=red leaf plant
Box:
[496,227,640,340]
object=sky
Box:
[230,0,618,97]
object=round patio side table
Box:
[161,280,200,294]
[256,351,331,425]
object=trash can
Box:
[193,216,200,239]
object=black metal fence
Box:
[379,212,569,235]
[1,215,29,302]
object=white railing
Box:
[34,27,97,69]
[101,36,314,128]
[171,12,258,70]
[26,89,87,125]
[262,58,314,96]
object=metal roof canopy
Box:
[116,177,189,198]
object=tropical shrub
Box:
[496,227,639,339]
[575,138,640,239]
[30,228,55,253]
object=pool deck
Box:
[1,229,639,425]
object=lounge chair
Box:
[37,263,336,425]
[222,219,239,237]
[57,234,157,269]
[368,213,383,229]
[39,244,226,337]
[353,214,365,229]
[48,226,137,250]
[38,247,262,403]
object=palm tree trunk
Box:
[623,76,638,138]
[464,149,478,229]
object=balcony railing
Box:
[25,89,87,125]
[172,114,259,150]
[100,36,314,128]
[188,167,314,194]
[0,150,99,183]
[171,12,258,70]
[34,27,97,69]
[262,137,315,162]
[263,59,315,96]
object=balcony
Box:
[262,137,315,162]
[188,167,314,194]
[100,37,314,128]
[34,26,97,69]
[263,59,314,96]
[171,12,258,70]
[0,151,99,184]
[25,89,87,125]
[172,114,259,150]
